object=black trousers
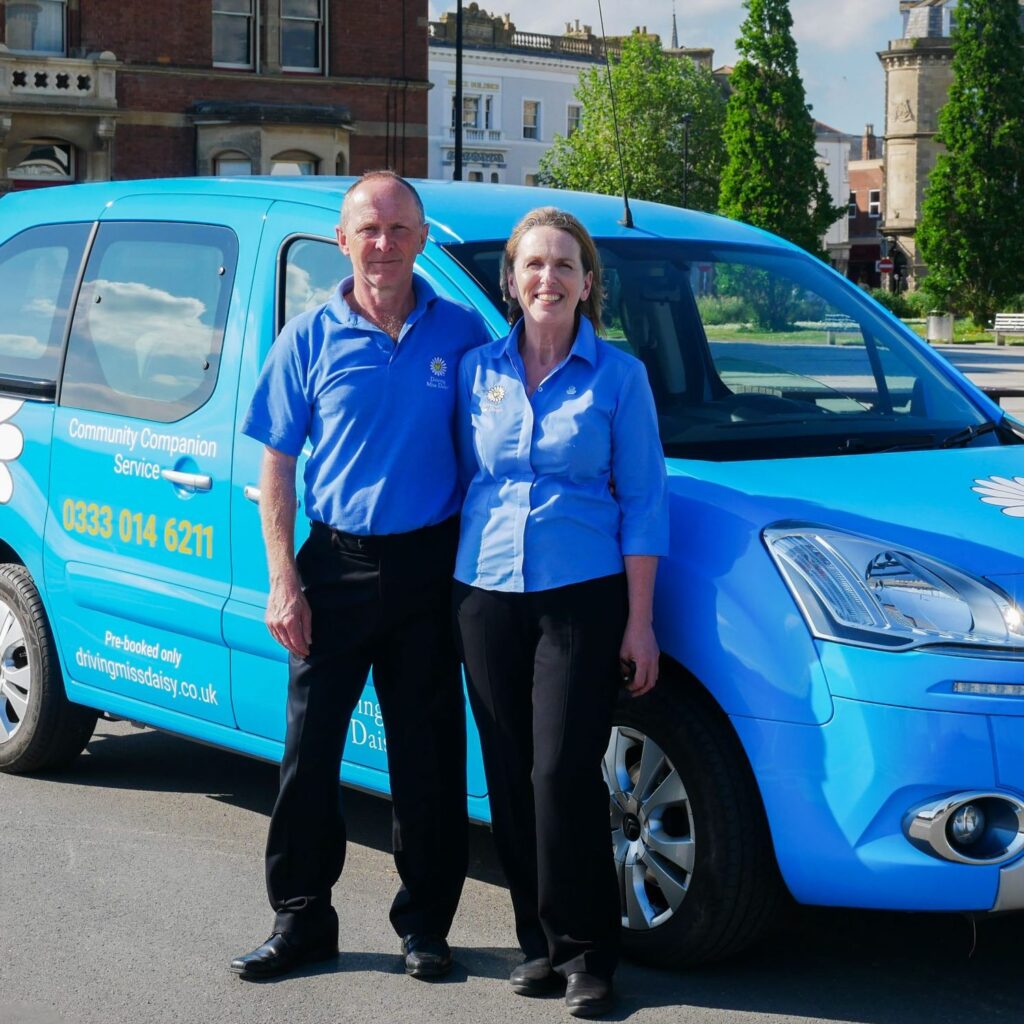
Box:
[265,517,468,942]
[454,574,627,979]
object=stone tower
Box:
[878,1,954,288]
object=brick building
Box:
[0,0,428,193]
[847,124,885,289]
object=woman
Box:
[454,207,668,1017]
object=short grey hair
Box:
[340,170,425,227]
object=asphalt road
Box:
[1,718,1022,1024]
[939,342,1024,418]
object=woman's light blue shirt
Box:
[455,315,669,593]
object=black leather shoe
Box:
[510,957,562,996]
[565,972,614,1018]
[401,934,453,979]
[229,932,338,980]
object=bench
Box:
[990,313,1024,346]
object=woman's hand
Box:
[619,617,659,698]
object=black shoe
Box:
[229,931,338,980]
[401,934,453,979]
[510,957,562,996]
[565,972,614,1018]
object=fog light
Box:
[949,803,986,846]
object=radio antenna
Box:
[597,0,634,228]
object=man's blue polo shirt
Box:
[242,275,490,536]
[455,315,669,593]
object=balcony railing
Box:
[0,50,117,108]
[448,126,502,142]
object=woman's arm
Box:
[620,554,660,697]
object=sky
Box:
[428,0,907,136]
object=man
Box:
[231,171,490,981]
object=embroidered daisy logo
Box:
[486,384,506,404]
[0,398,26,505]
[972,476,1024,518]
[566,385,578,396]
[429,357,448,377]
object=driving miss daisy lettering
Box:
[60,498,215,559]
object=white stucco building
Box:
[427,5,715,186]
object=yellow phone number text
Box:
[61,499,214,560]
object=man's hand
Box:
[266,573,312,658]
[619,618,659,698]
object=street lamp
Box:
[453,0,464,181]
[681,112,692,208]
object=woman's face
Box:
[508,225,593,334]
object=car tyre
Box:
[0,563,97,774]
[606,671,782,967]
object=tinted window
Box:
[446,239,1001,461]
[61,221,237,422]
[0,222,89,392]
[280,236,349,329]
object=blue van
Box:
[1,178,1022,968]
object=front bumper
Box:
[732,695,1024,912]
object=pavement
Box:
[2,719,1024,1024]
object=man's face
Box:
[336,180,428,297]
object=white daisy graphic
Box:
[972,476,1024,518]
[486,384,506,404]
[0,398,26,505]
[429,356,448,377]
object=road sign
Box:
[877,257,894,273]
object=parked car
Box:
[1,178,1022,968]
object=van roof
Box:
[1,177,797,252]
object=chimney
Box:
[862,124,877,160]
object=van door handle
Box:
[244,486,298,508]
[161,469,213,491]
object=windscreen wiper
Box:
[836,434,938,455]
[937,420,1002,449]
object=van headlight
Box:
[763,524,1024,652]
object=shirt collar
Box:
[330,273,438,330]
[500,314,598,366]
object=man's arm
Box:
[260,446,311,658]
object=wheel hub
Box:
[622,813,643,842]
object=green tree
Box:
[917,0,1024,325]
[718,0,841,259]
[538,35,726,213]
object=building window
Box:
[523,100,540,140]
[848,191,857,218]
[467,171,484,183]
[490,172,500,184]
[869,189,882,218]
[451,95,480,129]
[5,0,66,54]
[213,0,254,68]
[281,0,323,71]
[8,139,75,181]
[567,104,582,136]
[214,152,253,175]
[484,95,495,131]
[524,173,538,187]
[271,151,318,175]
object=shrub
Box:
[697,294,752,325]
[868,288,913,318]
